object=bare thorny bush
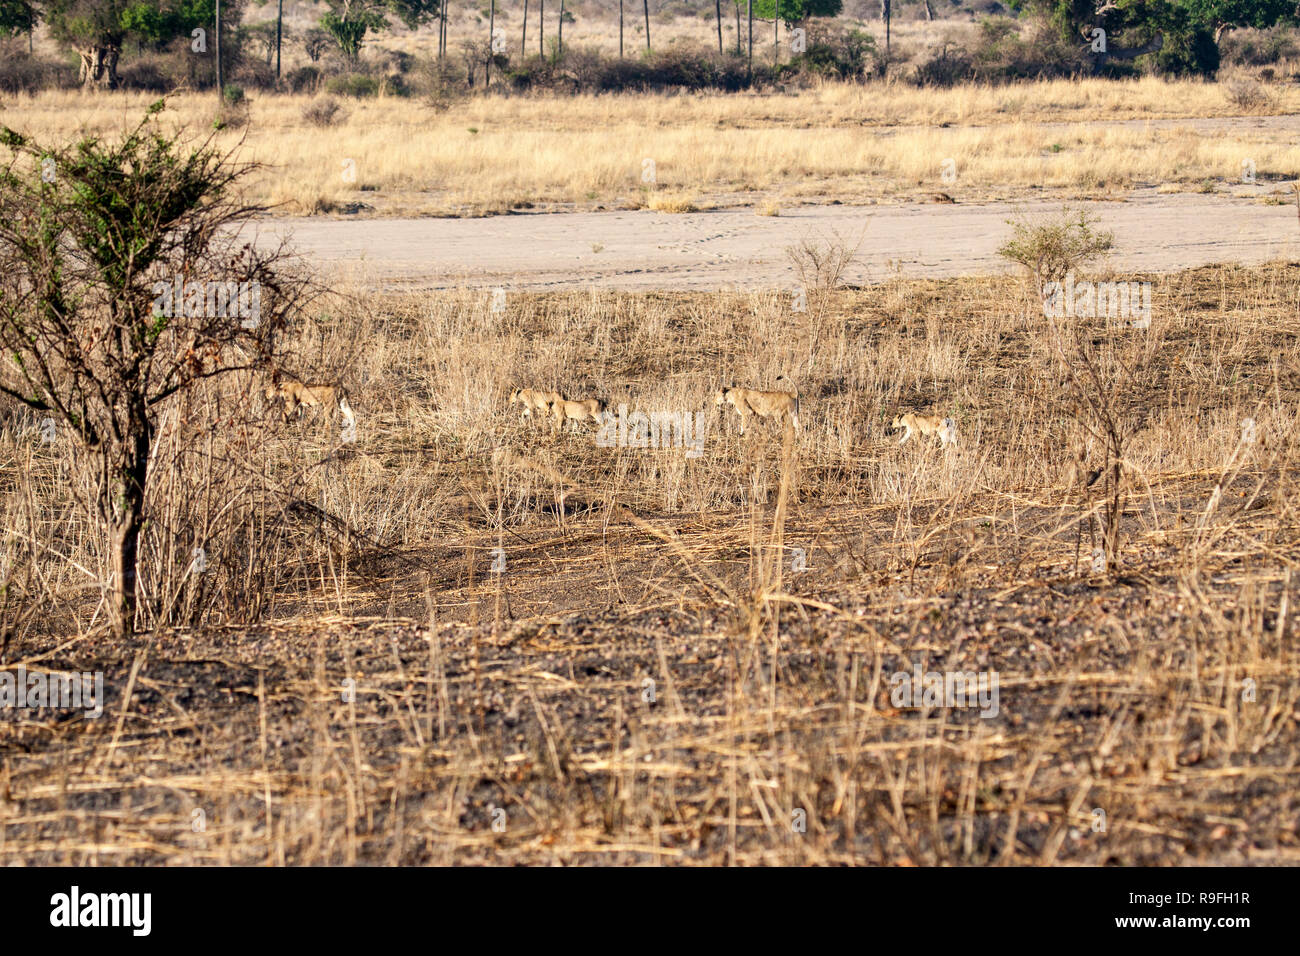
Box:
[785,227,867,365]
[786,229,865,296]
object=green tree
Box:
[1183,0,1297,42]
[319,0,436,61]
[749,0,841,26]
[1018,0,1296,75]
[0,103,304,638]
[0,1,39,37]
[41,1,222,89]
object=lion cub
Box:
[892,412,957,448]
[509,387,562,424]
[714,377,800,434]
[265,371,354,426]
[551,395,607,431]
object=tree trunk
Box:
[488,0,496,86]
[559,0,564,58]
[78,45,121,90]
[216,0,223,92]
[734,2,740,56]
[644,0,651,52]
[276,0,284,78]
[715,0,723,53]
[922,0,933,20]
[747,0,752,69]
[540,0,544,57]
[620,0,624,57]
[523,0,529,59]
[109,411,151,640]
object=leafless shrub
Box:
[302,97,346,128]
[786,227,865,294]
[1223,76,1274,111]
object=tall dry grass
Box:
[5,261,1298,634]
[2,81,1297,215]
[1,263,1298,864]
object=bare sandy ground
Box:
[257,191,1300,291]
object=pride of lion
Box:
[509,387,562,423]
[503,375,958,453]
[262,367,955,454]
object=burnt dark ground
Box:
[3,481,1298,865]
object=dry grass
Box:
[645,190,702,213]
[2,262,1299,864]
[3,80,1298,216]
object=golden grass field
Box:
[2,260,1299,864]
[3,78,1298,216]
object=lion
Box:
[892,412,957,448]
[264,370,354,427]
[509,387,562,424]
[713,376,800,434]
[551,395,607,431]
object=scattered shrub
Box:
[786,228,865,293]
[913,42,975,86]
[111,38,216,92]
[302,96,347,128]
[0,42,77,94]
[1220,26,1299,67]
[284,65,322,94]
[1223,76,1273,111]
[997,206,1114,291]
[790,26,879,81]
[231,57,277,90]
[502,47,760,93]
[326,73,381,97]
[214,85,250,130]
[116,55,172,92]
